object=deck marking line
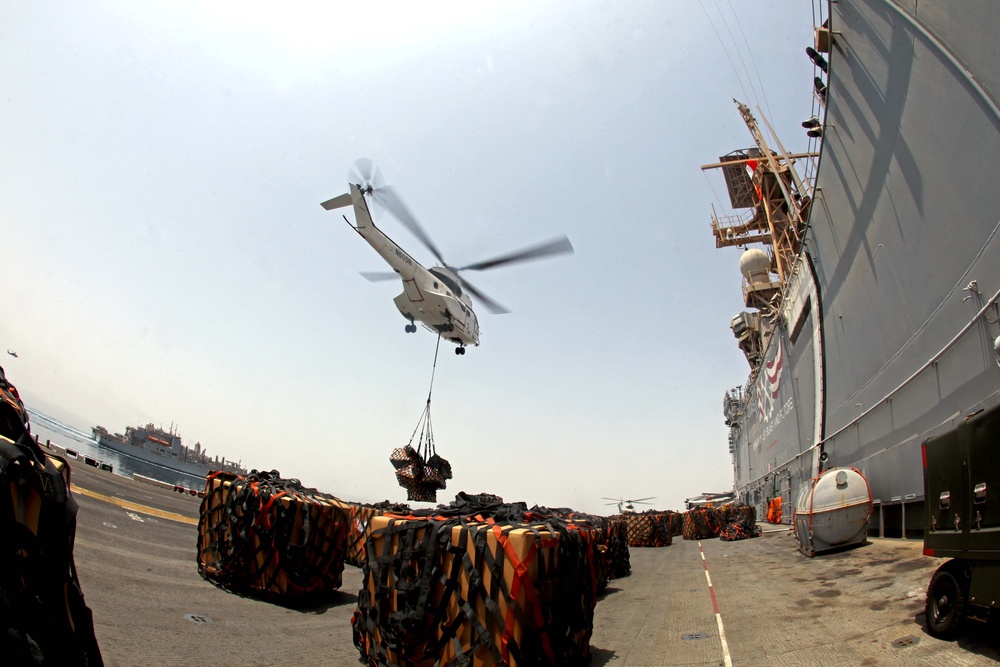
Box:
[72,485,198,525]
[698,541,733,667]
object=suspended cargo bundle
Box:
[352,509,601,667]
[682,507,722,540]
[197,470,351,604]
[392,336,455,503]
[393,392,453,502]
[719,505,762,541]
[623,511,673,547]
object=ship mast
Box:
[702,101,817,369]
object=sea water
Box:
[27,408,206,489]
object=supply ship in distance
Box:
[92,422,247,478]
[710,0,1000,536]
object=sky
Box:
[0,1,821,515]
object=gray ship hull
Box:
[725,0,1000,535]
[95,433,218,479]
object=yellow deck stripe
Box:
[72,485,199,525]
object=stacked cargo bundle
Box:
[601,516,631,580]
[668,511,684,537]
[623,511,672,547]
[719,505,761,541]
[197,470,351,604]
[682,507,721,540]
[528,507,630,585]
[352,505,601,666]
[340,499,411,568]
[390,445,453,502]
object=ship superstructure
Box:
[710,0,1000,536]
[92,423,246,478]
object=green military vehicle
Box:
[922,403,1000,639]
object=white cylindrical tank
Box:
[793,467,872,557]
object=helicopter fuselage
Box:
[326,184,480,348]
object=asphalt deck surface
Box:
[59,452,1000,666]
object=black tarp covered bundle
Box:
[719,505,761,541]
[623,511,673,547]
[390,445,453,502]
[682,507,722,540]
[352,495,601,666]
[197,469,351,604]
[599,516,631,581]
[527,506,631,586]
[0,367,104,665]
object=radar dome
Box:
[739,248,772,283]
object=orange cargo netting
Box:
[682,507,721,540]
[719,505,761,541]
[683,504,761,541]
[197,470,352,604]
[352,496,602,667]
[623,510,674,547]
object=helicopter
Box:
[321,159,573,354]
[602,496,656,514]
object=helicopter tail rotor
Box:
[349,158,385,193]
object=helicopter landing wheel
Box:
[455,346,465,355]
[405,324,416,333]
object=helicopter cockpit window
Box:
[429,269,462,297]
[433,282,438,289]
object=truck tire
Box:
[925,561,969,640]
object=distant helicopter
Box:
[6,350,17,358]
[603,496,656,514]
[321,159,573,354]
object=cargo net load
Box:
[352,493,621,667]
[197,469,355,604]
[683,504,760,541]
[392,336,453,503]
[622,510,676,547]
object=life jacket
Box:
[0,369,103,665]
[766,496,783,524]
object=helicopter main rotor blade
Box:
[457,235,574,272]
[462,279,510,315]
[360,271,399,282]
[372,185,448,267]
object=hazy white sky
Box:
[1,1,819,514]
